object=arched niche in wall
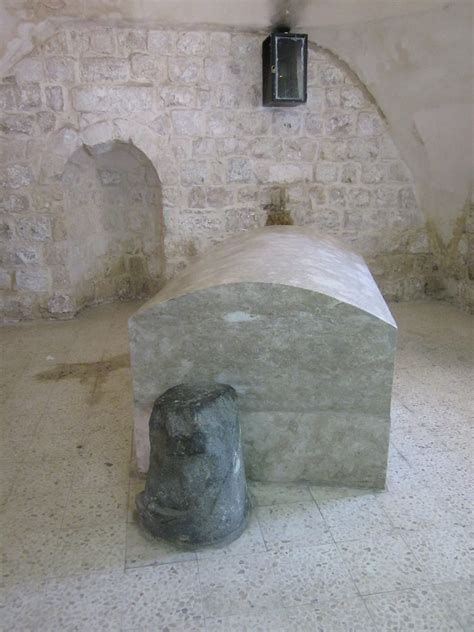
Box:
[61,140,164,311]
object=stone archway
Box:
[40,121,168,315]
[61,140,164,310]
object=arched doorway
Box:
[62,141,164,310]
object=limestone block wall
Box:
[0,25,431,319]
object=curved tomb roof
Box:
[136,226,396,327]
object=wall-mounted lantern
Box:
[262,29,308,107]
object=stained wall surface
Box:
[0,26,429,319]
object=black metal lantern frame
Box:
[262,30,308,107]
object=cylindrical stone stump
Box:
[136,383,249,548]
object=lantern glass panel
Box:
[275,35,304,101]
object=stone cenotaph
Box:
[129,226,397,489]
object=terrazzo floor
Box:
[1,300,472,631]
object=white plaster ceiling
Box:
[1,1,453,33]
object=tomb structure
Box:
[129,226,397,488]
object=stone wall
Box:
[0,25,431,319]
[427,200,474,312]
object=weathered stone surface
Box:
[341,87,366,109]
[148,30,177,54]
[325,112,356,136]
[272,111,301,136]
[15,269,51,292]
[71,28,115,56]
[47,293,75,314]
[15,216,52,241]
[0,85,17,110]
[80,58,129,82]
[176,32,208,56]
[168,58,201,84]
[71,86,153,112]
[16,85,42,111]
[45,86,64,112]
[0,269,12,290]
[116,29,147,54]
[2,164,34,188]
[318,64,345,85]
[45,57,75,83]
[160,85,196,107]
[43,32,69,56]
[0,193,29,212]
[315,162,339,183]
[36,112,56,133]
[0,113,34,135]
[304,112,323,135]
[129,226,397,488]
[130,54,167,81]
[13,58,44,83]
[227,158,252,183]
[171,109,205,136]
[358,112,384,136]
[267,163,312,184]
[136,383,249,547]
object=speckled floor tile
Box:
[385,445,419,492]
[1,589,47,632]
[337,534,427,595]
[71,455,131,493]
[272,543,358,607]
[57,523,126,575]
[408,450,473,494]
[285,596,377,631]
[390,405,451,454]
[35,404,91,436]
[432,579,474,630]
[24,431,86,462]
[82,406,133,436]
[121,562,203,630]
[0,492,68,537]
[62,485,128,529]
[206,608,290,631]
[256,501,331,552]
[364,587,463,631]
[81,427,133,462]
[198,552,282,618]
[1,530,66,589]
[196,512,266,559]
[438,486,474,527]
[0,431,36,462]
[2,409,41,436]
[311,486,394,542]
[13,458,76,501]
[125,521,197,568]
[376,488,459,531]
[249,482,313,507]
[5,571,125,632]
[401,527,473,583]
